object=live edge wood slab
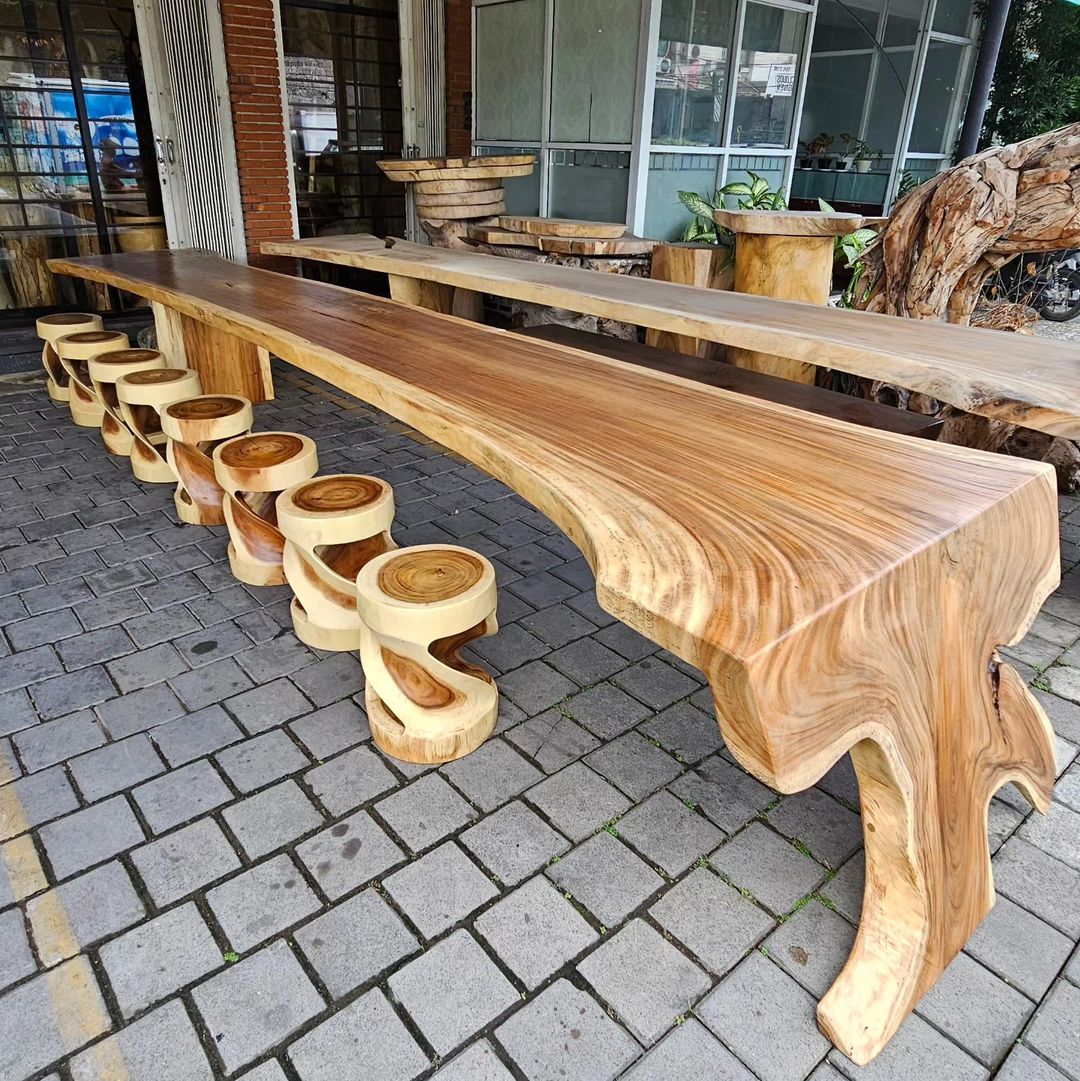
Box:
[49,249,1061,1064]
[259,234,1080,440]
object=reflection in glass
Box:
[644,152,719,240]
[931,0,973,36]
[548,149,631,223]
[474,0,545,142]
[909,40,966,154]
[475,145,541,216]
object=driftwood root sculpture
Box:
[36,313,102,402]
[116,367,203,483]
[54,330,129,429]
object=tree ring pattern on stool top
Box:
[217,433,305,469]
[88,348,162,368]
[59,330,126,345]
[122,367,192,386]
[166,395,247,421]
[377,547,486,603]
[292,475,385,513]
[37,312,98,326]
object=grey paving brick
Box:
[6,608,80,651]
[612,656,697,711]
[650,867,775,976]
[223,779,323,859]
[295,888,418,999]
[505,709,600,772]
[546,832,664,927]
[621,1018,756,1081]
[30,664,115,720]
[669,755,776,834]
[191,940,324,1074]
[441,739,543,812]
[617,790,724,877]
[0,767,78,840]
[100,902,222,1018]
[1020,800,1080,870]
[235,636,315,684]
[0,956,110,1080]
[134,759,233,834]
[151,704,244,766]
[388,929,518,1056]
[1018,979,1080,1080]
[56,625,133,671]
[505,568,578,609]
[0,906,35,990]
[564,682,652,740]
[23,579,94,616]
[518,602,597,648]
[174,620,253,667]
[73,587,147,631]
[13,710,105,771]
[0,688,37,736]
[297,809,405,900]
[95,681,186,739]
[469,622,549,672]
[372,773,474,852]
[288,987,429,1081]
[208,852,320,952]
[585,732,682,802]
[384,841,498,938]
[68,734,164,802]
[69,999,215,1081]
[495,978,640,1081]
[545,635,625,686]
[498,660,578,714]
[39,795,145,879]
[527,762,630,842]
[994,836,1080,937]
[236,1063,289,1081]
[170,657,254,711]
[995,1044,1072,1081]
[1037,687,1080,744]
[124,604,201,648]
[763,899,855,998]
[226,677,313,735]
[290,652,364,707]
[305,744,397,816]
[436,1040,515,1081]
[639,700,724,764]
[108,642,188,693]
[139,570,208,611]
[131,817,242,906]
[460,799,570,886]
[217,729,310,792]
[288,699,368,759]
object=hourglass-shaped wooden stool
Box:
[159,396,254,526]
[55,330,129,428]
[213,432,319,586]
[116,367,203,483]
[355,545,500,764]
[36,313,102,403]
[276,475,397,651]
[88,349,167,456]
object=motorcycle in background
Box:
[985,249,1080,322]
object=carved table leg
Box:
[213,432,319,585]
[88,349,167,457]
[35,313,102,403]
[116,367,203,483]
[54,330,129,429]
[276,474,397,651]
[355,544,499,764]
[159,396,254,525]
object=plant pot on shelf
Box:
[855,159,873,174]
[115,214,167,253]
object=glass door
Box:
[0,0,164,320]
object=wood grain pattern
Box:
[418,199,505,220]
[379,164,534,183]
[416,187,507,208]
[536,234,659,256]
[499,216,627,239]
[378,154,534,173]
[44,249,1063,1060]
[713,208,865,236]
[179,314,273,403]
[645,242,733,356]
[249,237,1080,438]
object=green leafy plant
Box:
[846,138,882,162]
[819,198,878,308]
[677,172,787,244]
[896,169,922,198]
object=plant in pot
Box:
[848,139,883,173]
[802,132,832,169]
[677,172,787,244]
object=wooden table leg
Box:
[179,314,274,403]
[388,273,482,321]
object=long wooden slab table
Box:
[261,234,1080,439]
[49,250,1060,1065]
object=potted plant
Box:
[848,139,883,173]
[804,132,832,169]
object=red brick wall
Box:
[219,0,295,267]
[445,0,472,156]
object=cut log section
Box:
[54,329,130,429]
[536,234,659,256]
[379,154,534,173]
[116,366,202,483]
[88,348,167,458]
[465,225,538,248]
[380,164,534,183]
[356,544,499,764]
[36,312,102,403]
[499,216,627,239]
[277,474,398,651]
[160,394,254,525]
[415,187,506,209]
[414,178,508,195]
[418,200,505,221]
[213,431,318,586]
[646,242,734,356]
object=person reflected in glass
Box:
[97,137,130,193]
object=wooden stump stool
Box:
[36,313,102,403]
[277,475,398,651]
[116,367,203,483]
[55,330,129,428]
[88,348,167,457]
[213,432,318,586]
[355,544,499,764]
[159,395,254,526]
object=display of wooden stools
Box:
[115,367,203,483]
[159,395,254,526]
[355,544,499,764]
[35,313,102,403]
[88,348,167,456]
[276,474,397,651]
[213,432,318,586]
[54,329,129,428]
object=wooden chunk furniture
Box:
[36,312,102,402]
[356,544,499,764]
[116,367,202,483]
[250,237,1080,439]
[645,243,733,357]
[55,329,130,428]
[517,325,943,439]
[213,432,318,586]
[46,250,1067,1063]
[276,474,397,650]
[159,395,254,525]
[88,348,167,457]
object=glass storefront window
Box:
[475,144,541,215]
[550,0,641,143]
[908,40,966,155]
[931,0,972,36]
[548,149,631,223]
[731,4,807,147]
[643,152,720,240]
[651,0,737,146]
[474,0,545,142]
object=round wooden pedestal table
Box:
[88,348,167,457]
[213,432,319,586]
[54,330,130,428]
[160,395,254,526]
[277,475,397,650]
[115,367,203,483]
[355,544,499,764]
[35,313,102,403]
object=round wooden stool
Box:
[116,367,203,483]
[55,330,130,428]
[276,475,397,651]
[88,348,167,457]
[35,313,102,403]
[159,395,254,526]
[355,544,499,764]
[213,432,319,586]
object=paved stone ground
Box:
[1,361,1079,1081]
